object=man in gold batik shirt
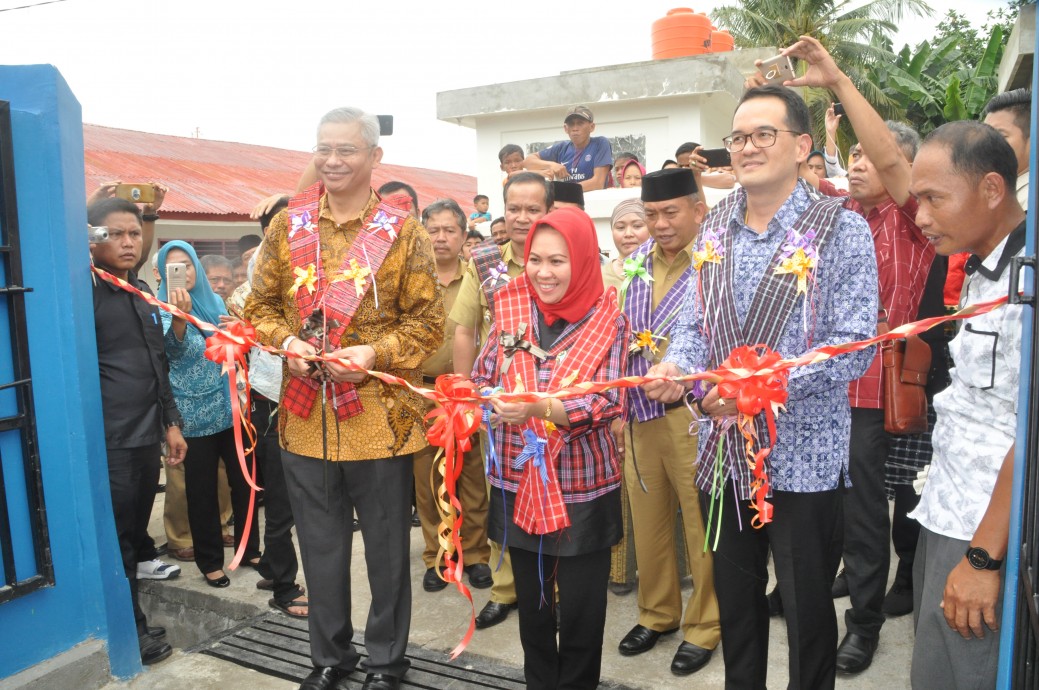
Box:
[246,107,442,690]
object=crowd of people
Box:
[86,34,1029,690]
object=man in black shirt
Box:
[89,198,187,665]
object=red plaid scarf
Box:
[495,275,622,535]
[282,182,406,421]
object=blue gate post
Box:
[996,25,1039,687]
[0,65,140,679]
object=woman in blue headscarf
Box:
[157,241,260,587]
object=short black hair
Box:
[983,88,1031,137]
[466,230,485,241]
[503,171,553,208]
[88,197,142,226]
[490,216,505,228]
[377,181,419,211]
[807,150,825,162]
[661,159,679,169]
[738,84,810,136]
[674,142,700,157]
[237,234,262,254]
[923,120,1017,191]
[473,194,489,204]
[260,196,289,231]
[421,198,467,231]
[498,144,524,163]
[615,151,639,163]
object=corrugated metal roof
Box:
[83,124,477,218]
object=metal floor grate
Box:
[199,613,528,689]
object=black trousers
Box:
[703,484,842,690]
[842,408,890,639]
[510,546,611,690]
[282,450,413,678]
[106,443,162,635]
[252,396,301,605]
[183,426,260,574]
[891,483,921,587]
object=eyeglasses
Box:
[722,128,803,153]
[312,145,372,160]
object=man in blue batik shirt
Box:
[524,105,613,191]
[642,84,877,690]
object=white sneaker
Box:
[137,559,181,580]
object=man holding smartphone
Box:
[89,197,187,666]
[784,34,937,675]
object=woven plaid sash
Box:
[623,239,691,423]
[699,185,846,491]
[282,182,406,421]
[470,240,509,317]
[495,276,621,535]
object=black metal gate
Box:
[0,100,52,605]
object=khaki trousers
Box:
[478,432,516,604]
[163,459,233,549]
[413,443,490,569]
[625,410,721,648]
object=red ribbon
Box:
[716,345,790,527]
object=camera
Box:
[88,225,109,243]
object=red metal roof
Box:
[83,124,477,220]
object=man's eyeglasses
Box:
[312,145,372,160]
[722,128,803,153]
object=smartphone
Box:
[378,115,393,136]
[833,102,846,117]
[167,262,187,292]
[700,148,732,168]
[115,183,155,204]
[758,54,795,84]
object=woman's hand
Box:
[489,398,536,426]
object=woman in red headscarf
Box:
[472,206,628,690]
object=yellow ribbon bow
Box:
[334,258,372,297]
[288,264,317,297]
[634,329,660,355]
[774,248,816,295]
[693,240,723,271]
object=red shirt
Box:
[845,196,935,408]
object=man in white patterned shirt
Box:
[908,120,1025,689]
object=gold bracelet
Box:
[544,398,553,419]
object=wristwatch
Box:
[965,546,1003,571]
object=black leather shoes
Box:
[475,600,516,629]
[362,673,401,690]
[767,587,784,617]
[832,568,849,598]
[138,634,172,665]
[671,642,713,675]
[618,624,678,656]
[883,581,913,617]
[422,567,448,592]
[203,572,230,588]
[299,666,348,690]
[835,632,878,674]
[146,625,167,639]
[466,563,493,589]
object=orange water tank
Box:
[652,8,713,59]
[710,30,735,53]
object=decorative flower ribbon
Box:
[693,229,726,271]
[422,374,482,659]
[288,210,314,239]
[774,228,819,295]
[632,329,661,356]
[333,258,372,298]
[715,345,789,527]
[91,264,1013,660]
[619,253,653,306]
[480,261,510,289]
[365,209,399,241]
[289,264,317,297]
[514,429,549,485]
[202,320,261,569]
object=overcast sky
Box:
[0,0,1010,175]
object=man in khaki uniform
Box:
[450,172,552,629]
[414,199,492,593]
[617,169,720,676]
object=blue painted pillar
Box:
[0,65,140,679]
